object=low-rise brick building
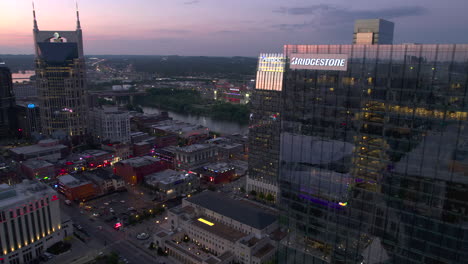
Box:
[58,174,97,201]
[114,156,169,184]
[20,159,56,180]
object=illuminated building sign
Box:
[289,54,348,71]
[256,53,285,91]
[197,218,214,226]
[27,103,36,109]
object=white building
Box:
[89,107,130,143]
[0,180,69,264]
[164,191,278,264]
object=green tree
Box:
[249,190,257,196]
[240,187,245,193]
[258,192,265,200]
[266,193,275,202]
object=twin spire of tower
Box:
[32,1,81,30]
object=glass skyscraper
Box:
[257,44,468,263]
[0,63,16,137]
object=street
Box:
[59,192,172,264]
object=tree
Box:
[266,193,275,202]
[258,192,265,200]
[240,187,245,193]
[249,190,257,196]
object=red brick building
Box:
[58,174,97,201]
[20,159,56,180]
[194,163,235,184]
[133,141,153,157]
[114,156,169,185]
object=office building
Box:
[164,191,278,264]
[247,53,285,200]
[13,83,37,99]
[265,44,468,263]
[33,7,88,141]
[0,180,65,264]
[88,106,131,143]
[0,63,16,137]
[174,144,218,171]
[15,101,41,139]
[353,19,394,44]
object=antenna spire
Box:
[32,1,38,30]
[75,0,81,30]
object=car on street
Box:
[136,233,149,240]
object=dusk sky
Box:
[1,0,467,56]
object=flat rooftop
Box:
[0,180,56,209]
[118,156,160,167]
[203,162,235,172]
[145,169,194,185]
[253,243,275,258]
[59,174,91,187]
[81,149,110,157]
[192,217,246,242]
[186,191,277,230]
[10,142,67,155]
[176,144,212,153]
[21,159,54,169]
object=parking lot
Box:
[76,189,161,228]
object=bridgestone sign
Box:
[289,53,348,71]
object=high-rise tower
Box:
[353,19,394,44]
[0,62,16,137]
[33,4,87,141]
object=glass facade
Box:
[248,54,285,188]
[0,65,16,137]
[278,44,468,263]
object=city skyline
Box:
[0,0,467,56]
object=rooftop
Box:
[176,144,213,153]
[59,174,92,187]
[0,180,56,209]
[10,142,67,155]
[192,217,246,242]
[253,243,275,258]
[145,169,195,186]
[21,159,54,169]
[81,149,110,157]
[186,191,277,230]
[118,156,161,168]
[202,162,235,172]
[83,168,119,181]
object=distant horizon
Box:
[1,0,468,56]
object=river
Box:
[142,107,248,136]
[12,70,35,83]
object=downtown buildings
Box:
[249,22,468,264]
[33,7,88,141]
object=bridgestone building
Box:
[253,44,468,264]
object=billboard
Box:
[256,53,286,91]
[289,53,348,71]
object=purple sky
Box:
[1,0,467,56]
